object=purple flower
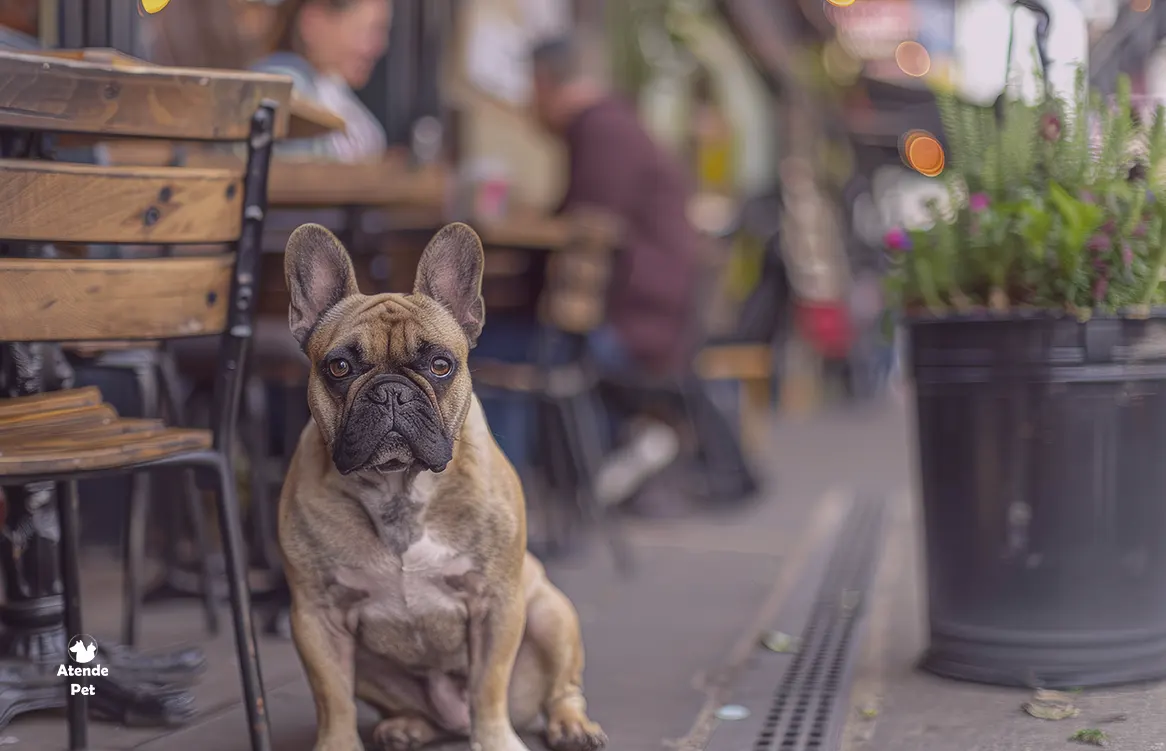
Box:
[969,193,990,213]
[1102,219,1117,235]
[1123,244,1134,269]
[1148,190,1157,205]
[884,228,912,252]
[1134,221,1148,238]
[1088,234,1109,252]
[1040,113,1062,142]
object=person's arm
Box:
[251,58,338,160]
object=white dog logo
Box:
[68,636,97,664]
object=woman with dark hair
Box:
[253,0,393,160]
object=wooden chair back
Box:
[0,49,290,344]
[531,211,620,336]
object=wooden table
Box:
[0,46,302,731]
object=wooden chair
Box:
[469,212,633,573]
[0,49,286,751]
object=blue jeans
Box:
[473,315,631,472]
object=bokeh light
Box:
[895,41,932,78]
[901,130,945,177]
[1133,0,1153,12]
[826,0,857,7]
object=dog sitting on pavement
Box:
[278,222,607,751]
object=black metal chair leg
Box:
[532,398,570,556]
[121,471,149,647]
[207,454,271,751]
[109,354,157,648]
[557,391,634,576]
[242,375,279,571]
[158,352,220,636]
[56,480,87,751]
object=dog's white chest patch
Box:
[347,532,475,670]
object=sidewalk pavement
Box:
[17,400,1166,750]
[14,405,858,750]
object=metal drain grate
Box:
[753,497,886,751]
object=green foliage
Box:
[886,68,1166,315]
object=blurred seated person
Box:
[252,0,392,160]
[507,34,756,515]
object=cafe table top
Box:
[0,47,341,141]
[186,150,621,252]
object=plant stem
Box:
[915,256,944,310]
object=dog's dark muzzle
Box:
[332,374,453,474]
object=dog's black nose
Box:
[366,376,416,406]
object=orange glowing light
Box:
[895,41,932,77]
[902,130,945,177]
[1133,0,1153,12]
[826,0,857,6]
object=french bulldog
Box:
[278,222,606,751]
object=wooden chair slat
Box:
[0,255,234,342]
[0,159,242,243]
[695,344,774,381]
[0,387,103,418]
[0,428,212,475]
[0,49,293,140]
[0,419,166,447]
[3,428,184,452]
[0,403,116,430]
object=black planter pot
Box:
[910,313,1166,689]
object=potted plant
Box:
[885,57,1166,689]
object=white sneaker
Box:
[594,418,680,508]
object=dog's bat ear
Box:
[285,223,360,349]
[414,222,486,348]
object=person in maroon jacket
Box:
[528,35,758,514]
[532,36,701,376]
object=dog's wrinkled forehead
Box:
[305,292,468,367]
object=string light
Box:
[895,41,932,78]
[901,130,945,177]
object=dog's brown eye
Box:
[327,359,351,378]
[430,357,452,378]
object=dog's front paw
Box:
[545,712,607,751]
[372,716,439,750]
